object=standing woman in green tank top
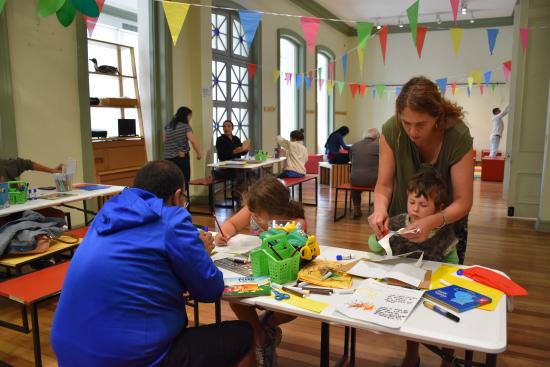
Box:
[368,76,474,265]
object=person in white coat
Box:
[489,104,509,157]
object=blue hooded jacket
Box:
[51,188,223,367]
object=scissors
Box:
[272,289,290,301]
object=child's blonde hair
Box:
[246,176,305,219]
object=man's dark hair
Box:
[492,107,500,115]
[133,160,184,202]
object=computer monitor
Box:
[118,119,137,137]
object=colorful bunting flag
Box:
[451,82,457,95]
[337,81,344,96]
[450,0,460,24]
[350,84,359,99]
[356,22,373,75]
[273,70,280,83]
[486,29,499,56]
[385,90,393,101]
[449,28,463,57]
[469,70,482,85]
[329,62,334,81]
[407,0,420,45]
[239,10,262,50]
[479,84,484,95]
[285,72,292,85]
[502,60,512,81]
[0,0,6,16]
[371,88,376,98]
[163,1,191,46]
[483,71,492,86]
[305,75,311,89]
[71,0,100,17]
[248,63,257,80]
[319,79,325,90]
[376,84,385,98]
[308,70,313,82]
[520,28,529,52]
[327,80,334,96]
[37,0,66,17]
[341,54,348,81]
[300,17,321,54]
[491,83,496,93]
[416,26,427,58]
[378,25,388,64]
[396,86,402,96]
[467,86,471,97]
[467,76,474,90]
[436,77,448,95]
[296,73,303,89]
[84,0,106,37]
[359,84,366,97]
[56,0,77,27]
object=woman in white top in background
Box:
[276,129,308,178]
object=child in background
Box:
[215,176,305,367]
[276,129,308,179]
[368,169,457,367]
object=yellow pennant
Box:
[327,80,334,96]
[273,69,280,83]
[471,70,483,85]
[467,76,474,90]
[357,47,364,76]
[163,1,190,46]
[449,28,463,57]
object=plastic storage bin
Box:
[251,233,300,284]
[8,181,28,205]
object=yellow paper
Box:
[298,260,353,289]
[271,292,329,313]
[449,28,463,57]
[430,265,504,311]
[162,1,190,46]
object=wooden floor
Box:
[1,180,550,366]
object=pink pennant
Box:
[308,70,313,81]
[349,84,359,99]
[451,82,457,95]
[329,62,334,81]
[300,17,321,54]
[378,25,388,64]
[502,60,512,82]
[479,84,484,95]
[285,72,292,85]
[450,0,459,24]
[416,26,428,59]
[520,28,529,52]
[319,78,325,90]
[359,84,366,96]
[248,64,257,80]
[84,0,106,37]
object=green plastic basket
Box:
[251,233,300,284]
[8,181,28,205]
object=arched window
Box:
[316,47,335,154]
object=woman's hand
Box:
[399,214,441,243]
[214,232,231,246]
[368,210,389,239]
[196,152,202,160]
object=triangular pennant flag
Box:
[483,71,492,86]
[296,74,303,89]
[450,28,463,57]
[451,82,457,95]
[386,90,393,101]
[248,64,257,80]
[71,0,100,17]
[520,28,529,52]
[491,83,496,93]
[416,26,427,58]
[467,76,474,90]
[285,72,292,85]
[371,88,376,98]
[300,17,321,54]
[341,54,348,81]
[84,0,106,37]
[327,80,334,96]
[486,29,499,56]
[349,84,359,99]
[0,0,6,16]
[378,25,388,64]
[376,84,385,98]
[467,86,471,97]
[56,0,77,27]
[319,79,325,90]
[337,81,345,96]
[356,22,373,75]
[407,0,420,45]
[329,62,335,81]
[305,75,312,89]
[37,0,66,17]
[471,70,483,85]
[309,70,313,82]
[273,69,280,83]
[163,1,191,46]
[502,60,512,81]
[238,10,262,50]
[359,84,366,96]
[436,77,448,95]
[479,84,484,96]
[396,86,402,96]
[450,0,460,24]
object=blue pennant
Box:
[238,10,262,50]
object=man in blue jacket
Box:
[51,160,254,367]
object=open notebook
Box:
[346,260,431,289]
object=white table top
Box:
[208,157,286,169]
[0,184,125,217]
[218,240,507,354]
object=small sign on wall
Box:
[202,87,212,98]
[263,106,276,112]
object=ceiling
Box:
[314,0,516,26]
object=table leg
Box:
[83,200,89,225]
[485,353,497,367]
[465,350,474,367]
[215,300,222,323]
[30,303,42,367]
[299,183,303,203]
[320,322,330,367]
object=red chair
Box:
[304,154,324,174]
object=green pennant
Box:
[37,0,66,17]
[356,21,373,50]
[491,83,496,93]
[70,0,99,18]
[0,0,7,15]
[376,84,385,98]
[337,81,344,96]
[407,0,420,45]
[56,0,76,27]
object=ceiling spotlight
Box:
[436,14,442,25]
[470,11,475,23]
[376,19,381,30]
[461,0,468,15]
[398,17,404,28]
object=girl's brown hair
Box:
[246,176,305,219]
[290,128,305,141]
[396,76,464,131]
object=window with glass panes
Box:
[211,10,251,147]
[316,49,335,154]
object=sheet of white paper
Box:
[347,261,393,279]
[385,263,427,288]
[214,234,261,254]
[336,278,424,328]
[378,233,393,256]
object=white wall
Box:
[346,26,512,158]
